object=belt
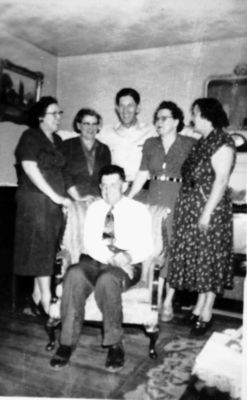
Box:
[127,180,150,190]
[151,175,182,183]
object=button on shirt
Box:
[97,122,156,181]
[84,196,153,266]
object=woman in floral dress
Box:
[165,98,236,335]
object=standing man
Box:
[50,165,153,372]
[97,88,156,185]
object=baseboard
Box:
[181,305,243,320]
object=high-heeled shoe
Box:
[190,318,213,336]
[182,310,199,326]
[26,296,46,317]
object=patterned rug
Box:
[123,335,207,400]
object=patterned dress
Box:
[167,129,236,294]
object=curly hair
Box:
[192,98,229,129]
[153,101,184,132]
[28,96,58,128]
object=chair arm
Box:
[147,261,163,310]
[143,263,163,334]
[151,264,161,311]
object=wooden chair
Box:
[46,200,170,359]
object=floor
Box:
[0,273,242,399]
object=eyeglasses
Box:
[45,111,64,117]
[81,122,98,127]
[155,116,173,122]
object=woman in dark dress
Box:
[14,96,71,314]
[128,101,196,321]
[62,108,111,201]
[166,98,236,335]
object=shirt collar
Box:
[103,196,126,212]
[115,120,141,133]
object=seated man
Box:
[50,165,153,372]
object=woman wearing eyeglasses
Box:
[128,101,196,321]
[14,96,71,315]
[62,108,111,202]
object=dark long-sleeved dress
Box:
[167,130,236,294]
[14,128,66,276]
[62,138,111,197]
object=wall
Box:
[57,37,247,131]
[0,35,57,184]
[1,36,247,184]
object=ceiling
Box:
[1,0,247,58]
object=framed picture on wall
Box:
[0,58,44,125]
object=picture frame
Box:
[0,58,44,125]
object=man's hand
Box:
[111,251,131,268]
[109,251,134,278]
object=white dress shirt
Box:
[84,196,153,266]
[97,122,156,181]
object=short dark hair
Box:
[98,164,126,183]
[28,96,58,128]
[115,88,140,106]
[153,101,184,132]
[72,108,102,133]
[192,98,229,129]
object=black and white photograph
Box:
[0,1,246,399]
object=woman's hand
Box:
[53,194,72,208]
[77,194,97,204]
[198,211,211,233]
[128,170,149,198]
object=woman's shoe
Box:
[160,306,174,322]
[26,296,46,317]
[190,318,213,336]
[25,296,41,316]
[182,310,199,326]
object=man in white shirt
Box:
[97,88,156,184]
[50,165,153,372]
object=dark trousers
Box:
[60,254,141,347]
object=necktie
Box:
[102,207,115,247]
[103,207,133,277]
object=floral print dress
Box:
[167,129,236,294]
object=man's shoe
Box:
[50,345,72,370]
[105,343,125,373]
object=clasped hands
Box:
[109,250,133,278]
